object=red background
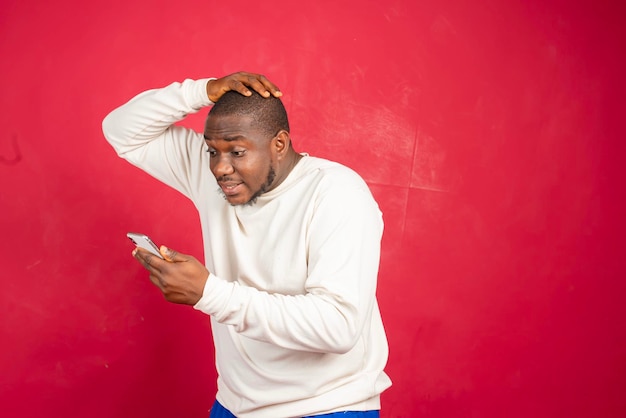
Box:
[1,0,624,417]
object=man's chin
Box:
[217,188,257,206]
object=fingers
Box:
[159,245,185,262]
[133,247,165,272]
[207,71,282,102]
[133,245,189,267]
[133,248,169,293]
[132,246,209,305]
[238,72,282,98]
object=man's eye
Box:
[206,149,217,157]
[232,151,245,157]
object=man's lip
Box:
[219,182,243,196]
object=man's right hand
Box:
[206,71,282,102]
[132,245,209,306]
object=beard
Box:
[245,164,276,206]
[218,164,276,207]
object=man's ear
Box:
[273,130,291,159]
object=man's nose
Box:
[212,155,235,177]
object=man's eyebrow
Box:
[203,134,244,142]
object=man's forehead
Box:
[205,112,253,125]
[203,133,246,142]
[205,113,252,129]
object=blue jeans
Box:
[209,400,380,418]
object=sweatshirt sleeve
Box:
[194,171,384,354]
[102,78,214,200]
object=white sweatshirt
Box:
[102,79,392,417]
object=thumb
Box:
[159,245,186,263]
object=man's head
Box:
[209,90,290,137]
[203,90,298,206]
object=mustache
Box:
[216,176,237,182]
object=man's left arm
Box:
[195,173,384,353]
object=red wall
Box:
[1,1,624,417]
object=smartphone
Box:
[126,232,164,259]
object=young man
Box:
[102,72,391,417]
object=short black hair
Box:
[209,90,290,138]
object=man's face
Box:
[204,114,277,206]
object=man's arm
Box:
[103,71,283,304]
[133,169,384,355]
[101,72,282,198]
[196,173,384,354]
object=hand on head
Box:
[206,71,282,103]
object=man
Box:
[102,71,391,418]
